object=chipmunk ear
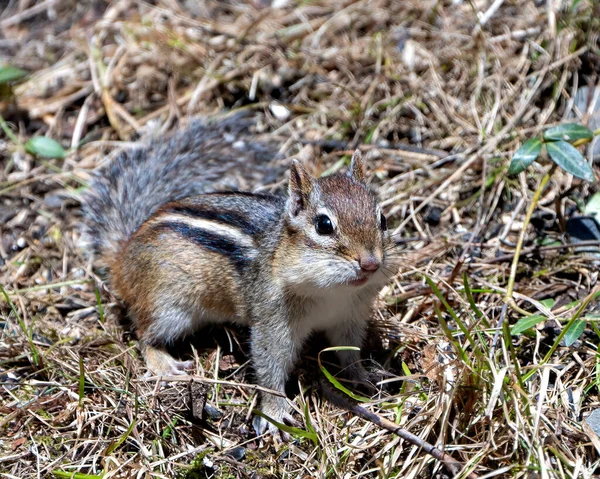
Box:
[287,159,314,217]
[349,149,366,183]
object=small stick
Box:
[298,138,449,159]
[392,235,431,245]
[0,0,58,28]
[476,239,600,264]
[323,385,480,478]
[135,374,287,398]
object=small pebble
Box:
[204,404,223,420]
[269,102,290,121]
[424,206,442,226]
[585,409,600,437]
[226,446,246,461]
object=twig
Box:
[135,374,287,398]
[0,0,58,28]
[392,235,430,245]
[391,151,479,235]
[299,139,449,159]
[323,384,480,478]
[476,0,505,29]
[477,240,600,264]
[0,279,93,298]
[489,27,541,43]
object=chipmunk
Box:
[82,115,394,436]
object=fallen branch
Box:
[322,384,480,479]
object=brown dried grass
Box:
[1,0,600,478]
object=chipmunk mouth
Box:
[348,275,369,286]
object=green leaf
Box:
[584,192,600,217]
[508,138,542,175]
[564,319,586,347]
[544,123,594,142]
[546,140,595,182]
[540,298,555,309]
[0,65,27,84]
[25,136,66,159]
[511,314,546,335]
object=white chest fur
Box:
[292,286,372,340]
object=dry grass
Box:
[2,0,600,477]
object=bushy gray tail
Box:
[82,115,285,261]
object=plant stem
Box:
[572,127,600,147]
[504,165,556,315]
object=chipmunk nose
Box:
[359,254,380,272]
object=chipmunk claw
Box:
[143,346,195,378]
[347,366,386,395]
[252,409,298,442]
[171,359,195,374]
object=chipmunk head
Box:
[282,151,391,292]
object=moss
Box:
[176,449,213,479]
[244,450,281,478]
[178,449,281,479]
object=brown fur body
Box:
[82,119,394,436]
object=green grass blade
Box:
[252,410,318,444]
[25,136,67,159]
[79,356,85,408]
[434,303,470,366]
[317,347,371,402]
[105,419,137,455]
[94,288,105,323]
[462,272,486,323]
[52,472,104,479]
[502,321,524,390]
[424,275,483,360]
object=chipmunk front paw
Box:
[346,364,384,394]
[252,399,299,441]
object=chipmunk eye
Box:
[314,214,334,235]
[379,212,387,231]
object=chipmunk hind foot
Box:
[142,344,194,377]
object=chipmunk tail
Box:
[80,114,283,267]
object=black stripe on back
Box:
[156,221,252,271]
[210,190,275,199]
[166,205,259,235]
